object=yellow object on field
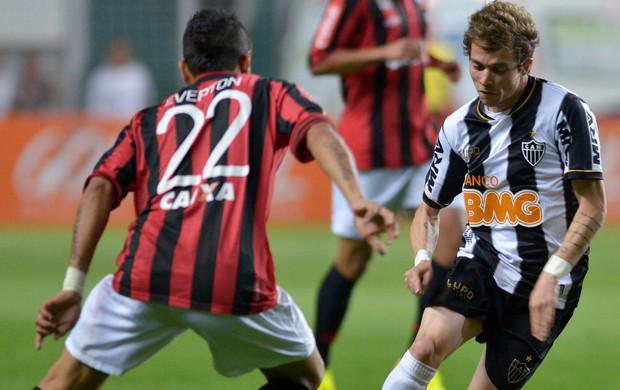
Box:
[424,40,457,115]
[318,368,337,390]
[428,369,447,390]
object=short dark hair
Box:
[182,9,252,74]
[463,1,539,67]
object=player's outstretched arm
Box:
[310,38,423,76]
[305,121,398,254]
[530,179,606,341]
[35,176,117,350]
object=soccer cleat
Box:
[427,369,446,390]
[318,368,336,390]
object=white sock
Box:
[382,350,437,390]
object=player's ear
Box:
[521,57,533,75]
[178,59,196,84]
[238,51,252,74]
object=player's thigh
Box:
[469,347,497,390]
[187,287,317,379]
[66,275,185,376]
[261,347,324,389]
[483,299,574,389]
[331,167,415,239]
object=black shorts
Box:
[430,256,574,389]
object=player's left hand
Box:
[529,272,559,341]
[352,200,399,255]
[35,290,82,350]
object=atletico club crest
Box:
[507,358,531,384]
[522,139,546,166]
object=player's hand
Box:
[35,290,82,350]
[529,271,559,341]
[428,56,461,83]
[352,200,399,255]
[383,38,423,64]
[441,60,461,83]
[404,260,433,296]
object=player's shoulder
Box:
[539,78,593,115]
[539,78,585,104]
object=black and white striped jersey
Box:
[424,76,603,309]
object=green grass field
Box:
[1,223,619,389]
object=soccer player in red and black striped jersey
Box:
[384,2,607,389]
[33,9,397,390]
[308,0,466,386]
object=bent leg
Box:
[261,348,325,390]
[384,307,482,389]
[409,206,465,341]
[315,237,371,365]
[412,306,481,367]
[468,347,496,390]
[38,348,108,390]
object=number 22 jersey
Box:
[424,77,603,309]
[88,71,328,315]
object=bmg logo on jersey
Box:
[464,188,543,227]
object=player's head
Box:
[463,1,539,69]
[463,1,540,112]
[181,9,252,76]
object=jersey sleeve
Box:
[557,95,604,180]
[272,79,331,162]
[423,128,468,209]
[86,116,140,207]
[309,0,362,66]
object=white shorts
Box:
[66,275,315,377]
[331,165,465,239]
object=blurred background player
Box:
[84,39,155,118]
[383,1,606,388]
[308,1,466,388]
[33,8,397,390]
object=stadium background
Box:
[0,0,618,226]
[1,1,619,389]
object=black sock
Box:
[258,378,309,390]
[410,260,450,344]
[315,266,355,366]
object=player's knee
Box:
[335,248,372,280]
[289,364,323,390]
[410,337,440,367]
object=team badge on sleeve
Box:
[521,139,545,166]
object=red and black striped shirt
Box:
[309,0,436,170]
[89,71,327,315]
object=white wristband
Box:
[414,249,432,266]
[542,255,572,279]
[62,266,87,297]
